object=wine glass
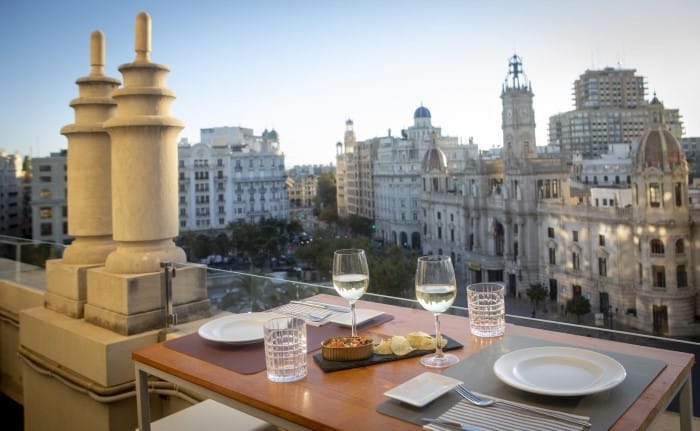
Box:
[415,255,459,368]
[332,249,370,337]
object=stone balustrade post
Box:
[84,12,209,335]
[45,30,120,317]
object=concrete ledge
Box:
[19,306,160,386]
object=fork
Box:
[455,384,592,428]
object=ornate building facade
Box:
[335,55,698,336]
[178,127,288,230]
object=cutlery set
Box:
[422,383,591,430]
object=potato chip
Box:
[406,332,435,350]
[373,338,393,355]
[390,335,414,356]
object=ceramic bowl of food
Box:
[321,336,374,361]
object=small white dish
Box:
[493,346,626,396]
[327,308,384,327]
[384,372,463,407]
[198,312,278,345]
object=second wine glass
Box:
[332,249,369,337]
[415,255,459,368]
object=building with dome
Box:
[336,106,472,245]
[338,54,699,336]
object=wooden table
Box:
[133,294,695,431]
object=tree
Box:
[348,214,373,237]
[566,295,591,324]
[315,172,336,210]
[525,283,547,317]
[369,246,417,297]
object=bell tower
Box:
[501,54,536,160]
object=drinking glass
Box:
[332,249,370,337]
[415,255,459,368]
[264,317,307,382]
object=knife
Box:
[421,418,487,431]
[291,300,351,313]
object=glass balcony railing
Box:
[0,234,697,416]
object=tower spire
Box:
[504,54,531,91]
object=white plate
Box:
[384,372,463,407]
[198,312,278,345]
[327,308,384,327]
[493,346,626,396]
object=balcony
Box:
[0,235,697,430]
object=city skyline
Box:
[2,0,699,168]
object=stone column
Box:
[85,12,209,335]
[45,30,120,317]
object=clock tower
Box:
[501,54,536,160]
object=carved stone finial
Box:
[134,12,151,62]
[89,30,105,76]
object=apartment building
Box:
[30,150,68,244]
[0,152,22,236]
[178,127,288,230]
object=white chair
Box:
[138,399,277,431]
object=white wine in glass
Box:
[415,255,458,368]
[332,249,369,337]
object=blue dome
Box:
[414,106,431,119]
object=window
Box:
[513,224,518,234]
[547,227,554,238]
[572,252,580,271]
[649,183,661,208]
[599,234,605,246]
[675,239,684,255]
[437,211,441,220]
[650,239,664,255]
[548,247,556,265]
[39,165,51,172]
[437,226,442,239]
[513,241,518,258]
[40,222,52,236]
[598,257,607,277]
[572,230,579,242]
[40,189,52,198]
[652,265,666,288]
[677,265,688,288]
[40,207,52,218]
[675,182,682,207]
[450,229,454,242]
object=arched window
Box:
[675,239,685,255]
[650,239,664,255]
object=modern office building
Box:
[178,127,289,230]
[30,150,69,244]
[548,67,683,158]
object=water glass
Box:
[264,317,307,382]
[467,282,505,337]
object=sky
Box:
[2,0,700,168]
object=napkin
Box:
[274,302,335,326]
[423,398,590,431]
